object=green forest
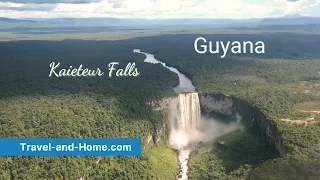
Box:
[0,40,180,179]
[1,30,320,179]
[135,33,320,179]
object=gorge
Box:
[135,49,198,179]
[134,49,283,180]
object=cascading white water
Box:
[136,50,244,180]
[135,50,199,180]
[169,93,201,180]
[177,93,201,134]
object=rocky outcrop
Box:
[149,97,175,111]
[144,97,174,145]
[144,125,164,147]
[152,128,163,144]
[252,111,285,156]
[198,93,234,115]
[147,134,153,144]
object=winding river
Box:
[135,49,195,93]
[134,49,195,180]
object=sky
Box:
[0,0,319,19]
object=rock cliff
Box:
[198,93,234,116]
[198,93,285,157]
[252,111,285,156]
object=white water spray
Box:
[135,49,243,180]
[177,93,201,134]
[168,93,201,180]
[168,93,244,180]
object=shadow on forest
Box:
[197,96,280,173]
[213,129,279,172]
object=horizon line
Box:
[2,15,320,20]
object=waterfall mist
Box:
[137,50,244,180]
[168,93,244,180]
[168,93,244,150]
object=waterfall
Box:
[136,50,200,180]
[169,92,201,180]
[177,93,201,134]
[170,92,201,150]
[136,50,244,180]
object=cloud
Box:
[0,3,56,11]
[107,0,125,2]
[269,0,320,16]
[112,3,121,8]
[0,0,101,4]
[0,0,319,18]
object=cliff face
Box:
[144,121,164,147]
[198,93,234,116]
[198,93,285,157]
[149,97,175,111]
[147,97,174,145]
[252,111,285,157]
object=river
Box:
[134,49,195,180]
[134,50,195,93]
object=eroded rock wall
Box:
[252,111,285,156]
[198,93,234,115]
[199,93,285,157]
